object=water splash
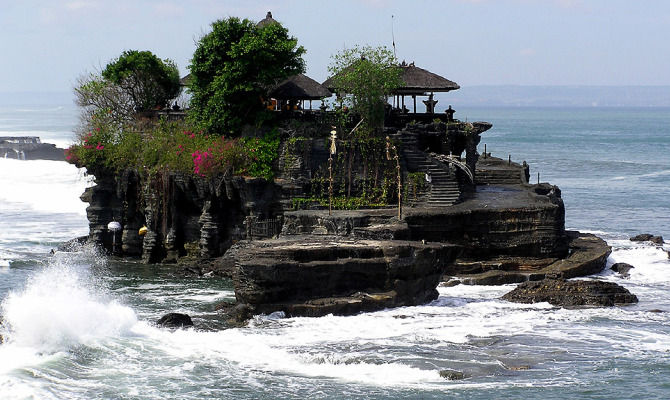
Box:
[0,248,138,355]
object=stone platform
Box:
[220,237,460,318]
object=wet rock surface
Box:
[502,279,638,307]
[439,370,465,380]
[222,237,461,318]
[630,233,665,245]
[611,262,635,277]
[450,232,610,285]
[156,313,194,328]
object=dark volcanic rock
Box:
[501,279,638,307]
[224,237,461,319]
[611,262,635,277]
[56,236,88,252]
[0,137,65,161]
[452,232,610,285]
[439,370,465,380]
[630,234,664,245]
[156,313,193,328]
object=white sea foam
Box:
[0,158,92,215]
[0,255,138,358]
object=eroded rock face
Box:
[83,170,279,263]
[222,237,461,318]
[501,279,638,307]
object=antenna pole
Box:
[391,15,397,57]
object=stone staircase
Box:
[395,133,461,207]
[277,182,306,211]
[475,156,529,185]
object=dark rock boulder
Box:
[630,234,664,245]
[611,262,635,277]
[439,370,465,380]
[56,236,88,252]
[156,313,193,328]
[501,279,638,307]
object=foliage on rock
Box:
[188,17,305,134]
[328,45,402,136]
[66,115,279,180]
[102,50,181,112]
[74,50,180,135]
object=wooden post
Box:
[508,154,511,165]
[484,143,487,158]
[537,172,540,184]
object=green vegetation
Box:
[188,16,305,134]
[66,114,279,179]
[291,196,387,211]
[102,50,180,112]
[328,45,402,136]
[66,16,403,205]
[75,50,180,130]
[69,29,289,180]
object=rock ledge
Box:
[502,278,638,307]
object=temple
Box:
[78,12,613,321]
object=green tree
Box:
[188,17,306,134]
[327,45,402,135]
[102,50,180,112]
[74,73,135,130]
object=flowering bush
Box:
[65,117,278,181]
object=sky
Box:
[1,0,669,94]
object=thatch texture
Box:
[323,62,459,95]
[270,74,332,100]
[394,63,460,95]
[257,11,278,27]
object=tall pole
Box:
[386,136,402,219]
[329,128,337,216]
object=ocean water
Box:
[1,102,669,399]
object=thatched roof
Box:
[257,11,278,27]
[270,74,332,100]
[323,61,459,95]
[394,63,460,95]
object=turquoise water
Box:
[1,103,669,399]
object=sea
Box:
[1,99,669,399]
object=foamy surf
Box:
[0,158,92,216]
[0,251,138,354]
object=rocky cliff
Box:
[81,169,281,263]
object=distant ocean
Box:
[1,97,669,399]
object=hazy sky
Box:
[1,0,669,94]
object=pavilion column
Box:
[413,95,416,113]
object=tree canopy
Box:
[327,45,402,135]
[188,16,306,134]
[102,50,180,112]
